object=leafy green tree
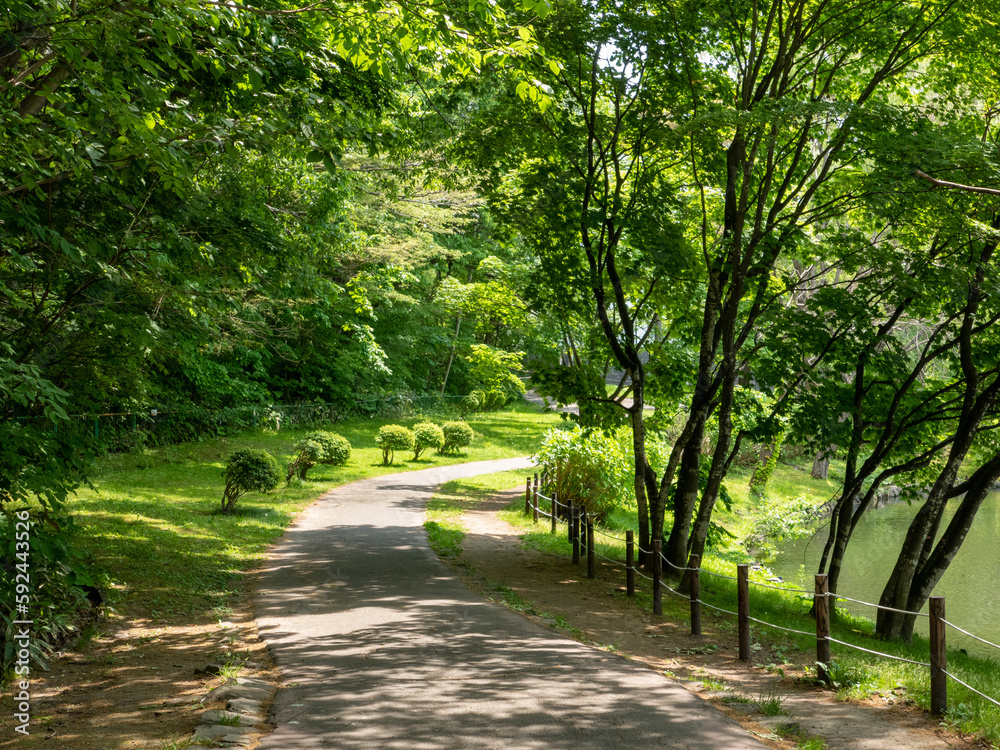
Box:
[466,0,987,579]
[222,449,281,513]
[466,344,525,401]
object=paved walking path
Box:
[255,458,767,749]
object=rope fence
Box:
[832,593,931,617]
[941,670,1000,709]
[520,471,1000,717]
[942,619,1000,652]
[826,637,931,668]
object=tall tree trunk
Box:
[898,455,1000,637]
[877,242,997,639]
[877,450,969,639]
[629,378,651,564]
[683,374,737,589]
[811,450,830,480]
[664,416,705,571]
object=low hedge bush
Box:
[413,423,445,460]
[222,448,281,513]
[376,425,414,464]
[440,421,474,454]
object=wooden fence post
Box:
[525,478,531,515]
[690,554,702,636]
[533,473,539,522]
[815,574,830,684]
[738,564,750,662]
[571,508,580,565]
[550,491,557,534]
[930,596,947,716]
[653,540,663,616]
[587,517,595,579]
[626,531,635,596]
[567,500,575,543]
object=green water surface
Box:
[771,491,1000,659]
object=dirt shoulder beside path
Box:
[449,489,984,750]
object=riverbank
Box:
[718,460,1000,744]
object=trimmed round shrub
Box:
[288,432,352,482]
[460,393,480,416]
[440,421,474,454]
[305,431,352,465]
[376,424,414,464]
[222,448,281,513]
[412,422,445,460]
[287,438,323,482]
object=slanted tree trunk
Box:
[876,240,1000,639]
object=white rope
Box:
[593,527,626,542]
[593,549,623,565]
[943,670,1000,709]
[826,637,931,667]
[659,552,697,573]
[657,579,691,601]
[941,619,1000,653]
[830,593,930,617]
[697,599,738,617]
[636,569,654,582]
[749,580,813,595]
[746,616,814,638]
[701,569,739,581]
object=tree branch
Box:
[915,170,1000,197]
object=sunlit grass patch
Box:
[425,469,530,558]
[68,402,563,624]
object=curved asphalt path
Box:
[255,458,767,749]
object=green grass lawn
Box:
[69,402,564,624]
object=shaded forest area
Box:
[3,0,1000,658]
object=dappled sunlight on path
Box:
[256,459,765,749]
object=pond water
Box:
[770,491,1000,660]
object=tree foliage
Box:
[221,448,281,513]
[376,424,414,464]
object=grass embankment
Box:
[64,402,563,625]
[435,461,1000,746]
